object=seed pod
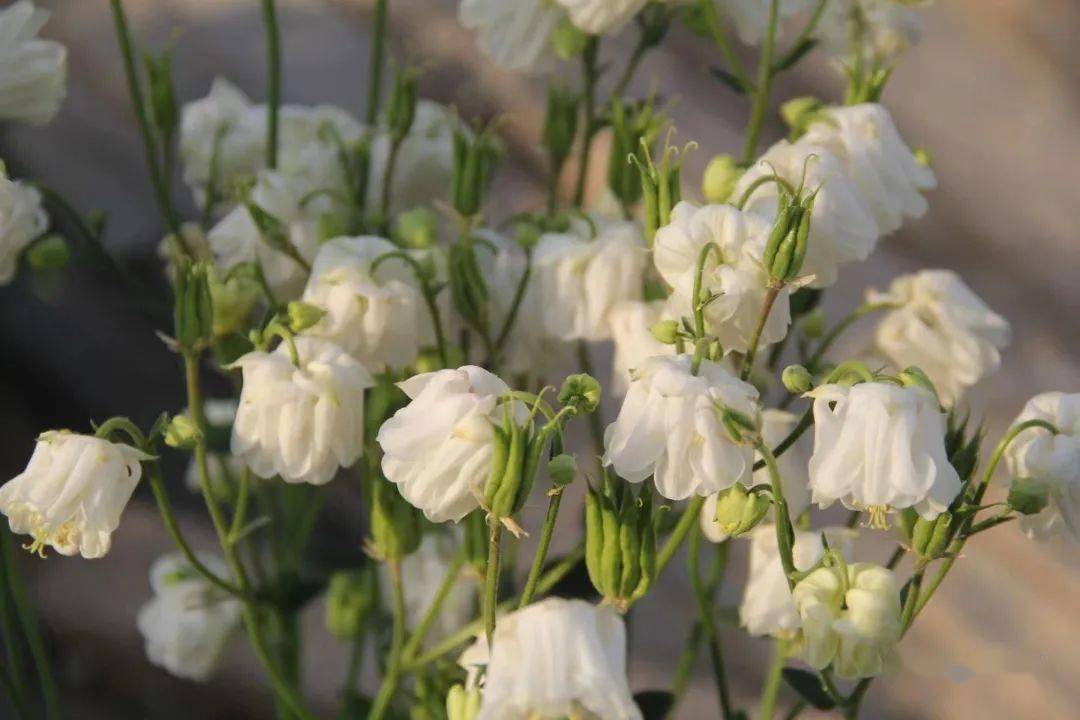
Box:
[910,511,956,560]
[491,417,526,519]
[763,199,795,271]
[370,478,422,562]
[482,421,511,508]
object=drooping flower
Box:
[533,220,646,342]
[0,431,151,558]
[368,100,459,216]
[1004,392,1080,543]
[459,597,642,720]
[604,355,759,501]
[801,104,935,235]
[609,300,676,397]
[807,382,962,524]
[735,140,878,288]
[817,0,925,64]
[231,337,373,485]
[701,409,812,543]
[653,201,791,353]
[301,235,431,372]
[136,552,242,682]
[0,162,47,285]
[377,366,519,523]
[458,0,564,70]
[554,0,648,35]
[868,269,1010,404]
[0,1,66,125]
[792,561,902,679]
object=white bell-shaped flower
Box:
[603,355,759,501]
[735,140,878,288]
[231,337,373,485]
[1004,392,1080,542]
[792,561,902,680]
[807,382,961,523]
[609,300,676,397]
[136,552,242,682]
[460,597,642,720]
[869,269,1010,404]
[377,366,518,522]
[0,1,66,125]
[654,201,791,353]
[459,0,563,70]
[0,431,151,558]
[0,162,47,285]
[534,220,647,342]
[301,235,431,372]
[554,0,647,35]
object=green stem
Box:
[699,0,752,91]
[751,405,812,471]
[759,639,787,720]
[371,250,449,365]
[0,531,29,718]
[741,285,781,380]
[402,551,466,660]
[755,438,797,588]
[805,302,897,372]
[742,0,781,162]
[482,520,504,645]
[573,37,600,208]
[492,251,533,357]
[899,565,925,633]
[773,0,827,71]
[665,620,703,719]
[230,466,252,541]
[261,0,282,169]
[379,137,403,222]
[368,560,406,720]
[735,173,797,210]
[366,0,389,127]
[518,489,565,608]
[657,495,706,576]
[689,528,734,719]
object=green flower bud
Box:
[649,319,681,345]
[550,19,588,60]
[173,259,215,351]
[26,234,69,270]
[712,483,771,538]
[1008,477,1050,516]
[514,220,542,250]
[451,124,502,219]
[208,263,261,337]
[701,154,742,204]
[781,365,814,395]
[370,478,422,562]
[800,307,826,339]
[445,684,481,720]
[543,86,579,172]
[548,453,577,488]
[286,301,326,333]
[780,96,826,138]
[386,65,420,142]
[559,373,601,414]
[394,207,439,249]
[163,414,201,450]
[585,479,656,610]
[324,568,375,639]
[910,511,956,560]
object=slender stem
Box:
[402,551,466,660]
[518,489,565,608]
[573,38,600,208]
[610,28,650,100]
[692,242,723,342]
[0,654,30,720]
[493,251,533,355]
[783,701,808,720]
[576,341,606,454]
[366,0,389,126]
[735,174,797,210]
[759,639,787,720]
[700,0,752,91]
[773,0,827,71]
[0,531,29,717]
[752,406,813,472]
[689,528,734,719]
[657,495,706,576]
[368,560,406,720]
[899,565,925,633]
[108,0,181,236]
[371,250,449,365]
[230,467,252,540]
[482,521,504,645]
[742,0,781,162]
[805,302,897,372]
[261,0,282,168]
[756,438,797,588]
[379,138,402,222]
[741,285,781,380]
[342,635,364,698]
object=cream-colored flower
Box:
[654,201,791,353]
[817,0,925,63]
[0,162,47,285]
[869,269,1010,404]
[0,1,66,125]
[231,337,373,485]
[136,552,241,682]
[459,0,564,70]
[555,0,648,35]
[369,100,459,216]
[609,300,676,397]
[0,431,151,558]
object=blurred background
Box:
[1,0,1078,718]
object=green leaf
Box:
[773,38,819,73]
[709,66,748,95]
[781,668,836,710]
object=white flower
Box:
[555,0,648,35]
[136,552,242,682]
[231,337,373,485]
[276,103,364,195]
[208,171,322,301]
[377,366,519,522]
[653,201,791,353]
[183,399,245,493]
[701,409,812,543]
[735,140,878,288]
[0,163,47,285]
[0,1,66,125]
[801,104,935,235]
[808,382,961,522]
[739,525,855,638]
[369,100,458,216]
[817,0,924,63]
[869,269,1010,404]
[461,598,642,720]
[716,0,815,45]
[1004,392,1080,542]
[604,355,759,501]
[534,221,646,342]
[609,300,675,397]
[301,235,432,372]
[459,0,564,70]
[792,562,902,680]
[0,431,151,558]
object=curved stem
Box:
[699,0,751,91]
[741,285,781,380]
[518,488,565,608]
[692,242,723,341]
[368,560,406,720]
[0,531,30,718]
[261,0,282,168]
[759,639,787,720]
[372,250,449,365]
[752,406,813,472]
[805,302,897,372]
[492,251,532,356]
[576,341,606,454]
[735,173,797,210]
[657,495,706,576]
[742,0,781,162]
[773,0,827,72]
[689,528,734,719]
[573,38,600,208]
[755,438,797,588]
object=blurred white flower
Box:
[736,140,879,288]
[534,220,646,342]
[555,0,648,35]
[231,337,373,485]
[716,0,815,45]
[869,269,1010,404]
[817,0,924,63]
[377,366,519,522]
[604,355,759,501]
[802,103,935,235]
[1005,392,1080,542]
[0,1,66,125]
[459,0,564,70]
[701,409,812,543]
[808,382,961,523]
[302,235,431,372]
[369,100,459,216]
[654,201,791,353]
[208,170,322,301]
[793,561,902,680]
[0,431,151,558]
[460,597,641,720]
[609,300,675,397]
[0,162,47,285]
[137,552,241,682]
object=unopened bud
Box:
[451,124,502,219]
[325,568,375,639]
[26,234,69,270]
[144,49,178,141]
[548,453,577,488]
[559,373,601,414]
[910,511,956,560]
[712,483,771,538]
[173,259,215,350]
[701,154,742,204]
[1008,478,1050,516]
[394,207,438,249]
[650,319,680,345]
[782,365,814,394]
[208,263,261,337]
[163,414,201,450]
[386,65,420,141]
[286,301,326,333]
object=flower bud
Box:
[649,319,681,345]
[548,453,577,488]
[1007,477,1050,516]
[550,19,588,60]
[393,206,439,249]
[543,86,579,172]
[584,478,656,611]
[446,684,481,720]
[163,414,202,450]
[780,96,825,138]
[559,373,601,414]
[369,478,422,562]
[386,65,419,142]
[909,510,956,560]
[173,259,214,351]
[25,234,69,270]
[701,154,742,204]
[712,483,771,538]
[324,568,375,639]
[451,124,502,219]
[286,301,326,333]
[782,365,814,395]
